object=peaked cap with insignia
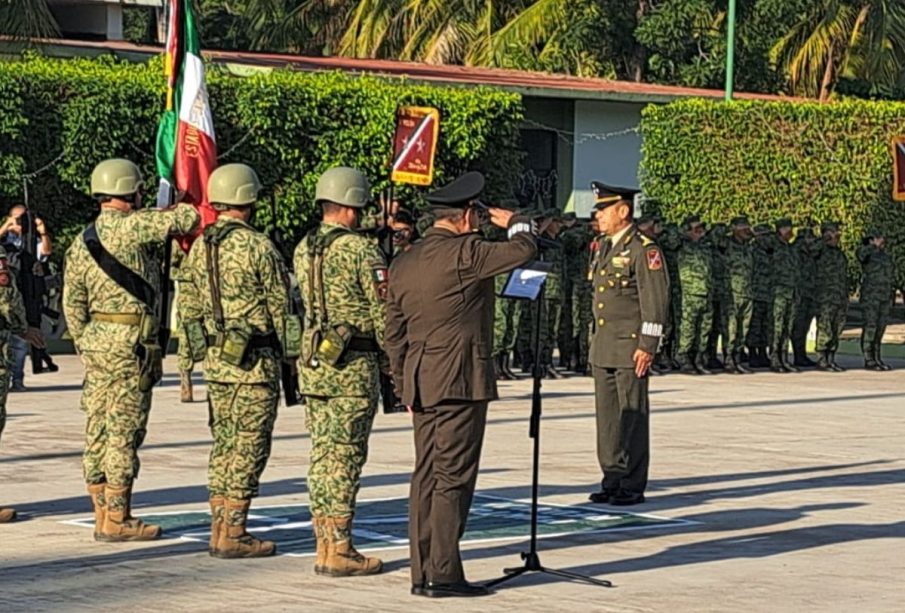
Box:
[426,171,486,209]
[591,181,639,210]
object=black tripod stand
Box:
[487,256,612,590]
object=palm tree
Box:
[770,0,905,100]
[0,0,59,39]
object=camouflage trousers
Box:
[492,295,518,357]
[515,302,537,368]
[541,298,561,366]
[861,298,891,359]
[677,294,711,358]
[306,394,377,518]
[81,351,152,486]
[706,298,730,358]
[0,335,9,442]
[747,299,773,349]
[791,296,818,358]
[727,296,753,355]
[571,282,593,367]
[207,381,279,500]
[815,300,848,354]
[558,290,574,366]
[771,287,797,358]
[175,285,195,373]
[662,288,682,359]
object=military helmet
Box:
[90,158,144,198]
[207,164,261,207]
[315,167,371,208]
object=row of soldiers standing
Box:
[492,211,898,378]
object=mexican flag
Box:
[155,0,218,248]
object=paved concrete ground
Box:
[1,354,904,612]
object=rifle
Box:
[378,187,406,414]
[268,195,301,407]
[17,202,59,375]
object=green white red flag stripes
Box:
[155,0,218,247]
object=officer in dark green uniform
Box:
[587,183,669,507]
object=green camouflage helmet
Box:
[315,167,370,208]
[208,163,261,207]
[90,158,143,197]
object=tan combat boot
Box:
[211,498,276,559]
[86,483,107,540]
[209,495,225,554]
[0,507,17,523]
[97,484,162,542]
[318,516,383,577]
[312,516,328,574]
[180,370,194,403]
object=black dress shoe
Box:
[411,584,426,596]
[610,491,645,506]
[424,581,492,598]
[588,490,616,504]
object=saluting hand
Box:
[633,349,654,378]
[487,207,514,229]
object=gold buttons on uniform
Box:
[597,303,604,309]
[631,333,637,339]
[598,318,605,326]
[598,286,606,292]
[615,273,622,278]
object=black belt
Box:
[206,331,281,351]
[348,336,380,353]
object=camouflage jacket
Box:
[294,222,388,397]
[771,239,799,290]
[678,239,712,298]
[658,225,683,289]
[181,217,290,384]
[709,242,731,302]
[815,243,848,303]
[726,237,754,301]
[794,239,818,296]
[752,238,774,302]
[858,244,895,303]
[562,224,594,287]
[0,249,27,338]
[62,204,199,354]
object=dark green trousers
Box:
[815,301,847,353]
[861,298,891,360]
[791,296,818,358]
[728,296,753,355]
[593,366,650,495]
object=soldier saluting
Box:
[587,183,669,507]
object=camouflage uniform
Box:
[858,239,896,368]
[295,222,387,523]
[725,235,754,362]
[676,238,713,367]
[0,249,27,442]
[564,223,594,372]
[746,230,774,363]
[63,204,199,491]
[171,247,195,373]
[541,235,564,372]
[790,232,819,364]
[180,217,289,501]
[705,226,731,366]
[658,225,683,366]
[814,242,849,358]
[770,235,799,368]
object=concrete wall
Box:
[570,100,645,218]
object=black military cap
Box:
[775,217,793,231]
[591,181,639,210]
[394,208,415,226]
[730,215,750,227]
[426,171,486,209]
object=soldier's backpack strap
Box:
[202,222,245,332]
[82,224,154,311]
[306,225,353,330]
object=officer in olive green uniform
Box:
[814,221,849,372]
[791,225,819,367]
[676,215,713,375]
[858,228,896,370]
[705,223,731,369]
[63,159,199,542]
[295,167,387,577]
[180,164,294,559]
[0,248,34,523]
[747,224,774,367]
[587,183,669,506]
[723,216,754,373]
[770,218,800,373]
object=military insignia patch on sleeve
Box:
[646,248,663,271]
[0,258,9,286]
[372,268,388,283]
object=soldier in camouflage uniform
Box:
[540,209,565,379]
[63,158,199,542]
[747,224,774,367]
[769,218,800,373]
[180,164,292,559]
[492,274,518,380]
[295,167,386,577]
[171,247,196,402]
[858,228,896,370]
[657,222,683,370]
[557,214,577,370]
[791,225,819,367]
[725,216,754,374]
[676,216,713,374]
[705,223,731,370]
[563,218,595,375]
[814,222,849,372]
[0,247,40,523]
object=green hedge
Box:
[640,98,905,290]
[0,55,524,261]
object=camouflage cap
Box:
[820,220,841,233]
[753,223,772,236]
[730,215,750,227]
[864,227,883,240]
[683,214,705,229]
[796,227,815,239]
[775,217,793,231]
